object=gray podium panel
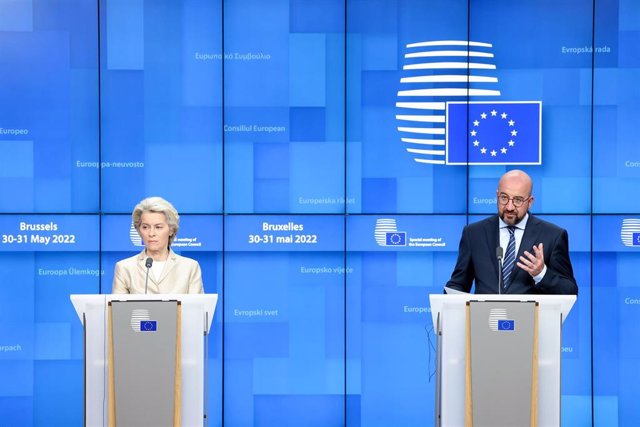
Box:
[111,300,179,427]
[468,301,537,427]
[429,294,574,427]
[71,294,218,427]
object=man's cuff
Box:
[533,265,547,284]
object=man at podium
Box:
[445,170,578,295]
[112,196,204,294]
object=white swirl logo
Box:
[129,222,143,247]
[130,309,150,332]
[396,40,501,165]
[374,219,407,247]
[621,218,640,247]
[488,308,508,332]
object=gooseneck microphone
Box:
[144,257,153,294]
[496,247,504,295]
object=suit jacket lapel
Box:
[512,215,539,284]
[157,250,177,284]
[132,249,157,292]
[485,216,501,278]
[135,251,154,282]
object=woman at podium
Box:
[112,196,204,294]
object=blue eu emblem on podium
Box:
[140,320,157,331]
[498,319,515,331]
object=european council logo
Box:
[396,40,542,165]
[488,308,512,332]
[620,218,640,247]
[375,219,407,247]
[130,309,150,332]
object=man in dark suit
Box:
[445,170,578,295]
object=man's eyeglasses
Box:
[497,193,530,208]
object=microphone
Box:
[496,247,504,295]
[144,257,153,295]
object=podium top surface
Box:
[70,293,218,330]
[429,293,576,327]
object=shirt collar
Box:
[498,213,529,230]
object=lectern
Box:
[71,294,217,427]
[429,294,575,427]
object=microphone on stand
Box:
[144,257,153,295]
[496,247,504,295]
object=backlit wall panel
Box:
[99,0,223,213]
[223,0,345,214]
[346,215,465,426]
[346,0,468,214]
[224,215,345,426]
[593,0,640,213]
[0,215,99,425]
[0,0,99,213]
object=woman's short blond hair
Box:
[132,197,180,246]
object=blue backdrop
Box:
[0,0,638,425]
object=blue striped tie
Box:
[502,226,517,291]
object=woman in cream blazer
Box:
[112,197,204,294]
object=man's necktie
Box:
[502,226,517,290]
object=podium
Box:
[429,294,576,427]
[71,294,218,427]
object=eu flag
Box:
[633,233,640,246]
[498,320,515,331]
[446,101,541,165]
[385,232,406,246]
[140,320,157,331]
